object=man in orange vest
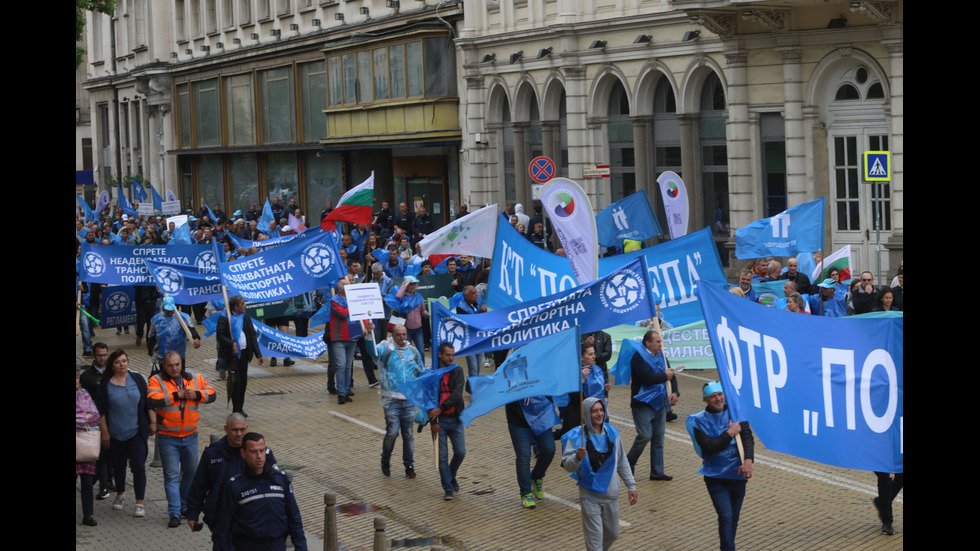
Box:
[148,350,216,528]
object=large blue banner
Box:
[490,225,727,327]
[698,283,903,472]
[735,197,825,258]
[100,286,137,329]
[595,189,662,247]
[144,259,223,305]
[435,258,656,356]
[460,327,581,427]
[219,228,344,302]
[79,244,217,286]
[225,226,324,253]
[253,321,327,359]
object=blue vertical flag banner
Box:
[115,182,138,218]
[99,286,137,329]
[435,258,656,356]
[219,228,345,302]
[596,189,662,247]
[398,365,461,413]
[258,199,276,234]
[79,244,218,285]
[489,225,727,327]
[539,178,599,285]
[459,327,582,427]
[131,177,148,203]
[735,197,826,259]
[697,283,903,472]
[76,194,97,223]
[151,185,165,212]
[144,259,224,305]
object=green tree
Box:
[76,0,116,67]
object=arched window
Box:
[699,72,728,231]
[608,80,634,202]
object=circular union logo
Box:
[550,192,576,218]
[599,269,645,314]
[105,290,131,313]
[83,251,106,277]
[195,251,218,272]
[438,318,469,353]
[301,243,335,277]
[156,267,184,296]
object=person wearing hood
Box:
[514,203,530,230]
[561,397,637,551]
[686,382,755,551]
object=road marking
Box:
[329,411,385,435]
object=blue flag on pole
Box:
[697,282,903,472]
[595,189,662,247]
[398,365,460,412]
[735,197,826,259]
[115,182,138,218]
[459,327,581,427]
[131,177,148,203]
[76,194,96,223]
[258,199,276,236]
[150,185,165,212]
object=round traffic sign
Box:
[528,156,556,183]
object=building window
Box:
[198,155,225,209]
[260,67,295,144]
[326,35,455,107]
[239,0,251,24]
[760,112,786,216]
[225,73,255,145]
[206,0,218,33]
[194,78,220,147]
[266,152,298,204]
[304,151,344,216]
[222,0,234,28]
[190,0,202,37]
[608,80,634,202]
[833,135,859,231]
[175,0,186,42]
[699,72,728,230]
[653,78,681,179]
[300,61,327,141]
[177,83,191,148]
[229,154,260,210]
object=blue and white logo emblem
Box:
[599,268,645,314]
[438,317,469,353]
[301,243,334,277]
[155,267,184,296]
[83,251,106,278]
[104,289,131,314]
[194,251,218,272]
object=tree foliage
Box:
[76,0,116,67]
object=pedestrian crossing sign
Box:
[863,151,890,181]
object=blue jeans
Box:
[705,477,747,551]
[463,355,481,378]
[381,396,415,467]
[508,424,555,496]
[329,340,356,396]
[407,327,426,366]
[626,404,666,477]
[158,433,199,518]
[437,416,466,492]
[80,315,93,352]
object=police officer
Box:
[186,414,278,550]
[216,433,307,551]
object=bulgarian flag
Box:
[811,244,852,284]
[320,172,375,231]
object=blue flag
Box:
[99,286,137,329]
[398,365,460,412]
[434,257,656,356]
[131,177,148,202]
[697,282,903,472]
[219,227,345,302]
[76,194,96,223]
[735,197,825,258]
[170,222,194,244]
[205,203,219,223]
[459,327,581,427]
[150,185,165,212]
[115,182,138,218]
[144,259,223,305]
[258,199,276,236]
[595,189,662,247]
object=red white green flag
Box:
[811,244,852,283]
[320,172,375,231]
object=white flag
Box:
[418,203,499,258]
[540,178,599,285]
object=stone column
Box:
[724,50,753,230]
[777,46,807,205]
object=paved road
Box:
[77,329,902,550]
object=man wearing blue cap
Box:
[687,382,754,551]
[807,278,847,317]
[147,296,202,369]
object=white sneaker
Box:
[112,495,124,510]
[134,504,145,518]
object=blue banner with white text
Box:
[79,244,217,286]
[436,258,656,356]
[99,286,137,329]
[698,283,903,472]
[489,225,727,326]
[219,228,344,302]
[144,259,224,305]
